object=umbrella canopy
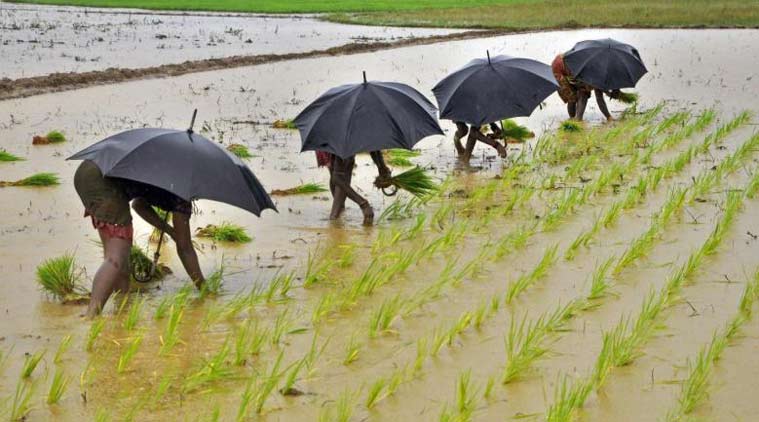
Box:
[68,126,276,216]
[294,73,444,159]
[564,38,647,91]
[433,53,558,127]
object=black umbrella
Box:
[294,72,444,159]
[433,52,558,127]
[68,111,276,217]
[563,38,647,91]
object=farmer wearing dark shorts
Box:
[552,54,621,121]
[316,150,391,225]
[453,121,507,162]
[74,160,204,316]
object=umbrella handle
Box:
[381,185,398,197]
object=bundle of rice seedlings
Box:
[271,183,328,196]
[499,120,535,142]
[196,222,252,243]
[0,172,60,187]
[613,91,639,104]
[130,245,169,281]
[36,253,90,303]
[272,119,297,129]
[149,207,172,242]
[385,149,421,167]
[46,131,67,143]
[227,144,255,159]
[380,167,438,198]
[0,150,23,162]
[560,120,583,133]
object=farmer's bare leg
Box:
[330,158,373,224]
[453,122,469,155]
[574,90,590,121]
[567,102,577,119]
[595,89,612,121]
[461,129,478,163]
[172,212,205,288]
[87,231,131,317]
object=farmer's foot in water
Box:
[453,140,465,155]
[360,202,374,226]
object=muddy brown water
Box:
[0,2,464,79]
[1,28,759,421]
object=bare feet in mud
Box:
[361,203,374,226]
[496,143,508,158]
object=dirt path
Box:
[0,29,505,101]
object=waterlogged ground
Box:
[0,2,463,79]
[1,28,759,421]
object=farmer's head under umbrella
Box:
[68,112,276,316]
[433,52,558,163]
[295,72,443,225]
[553,38,647,121]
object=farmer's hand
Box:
[374,174,393,189]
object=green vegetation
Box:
[46,368,69,404]
[21,350,45,378]
[385,167,438,197]
[271,182,328,196]
[385,149,421,167]
[45,130,67,143]
[227,144,255,159]
[9,0,758,31]
[130,245,168,281]
[0,172,60,187]
[272,119,297,129]
[0,150,24,162]
[10,378,35,420]
[196,222,252,243]
[499,119,534,141]
[36,253,89,303]
[54,335,72,364]
[559,120,582,133]
[614,91,639,104]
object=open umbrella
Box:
[433,52,558,127]
[294,72,443,159]
[68,111,276,217]
[563,38,647,90]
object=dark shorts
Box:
[74,160,133,239]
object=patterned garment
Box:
[315,151,333,168]
[86,212,134,240]
[551,54,591,104]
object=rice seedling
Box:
[412,338,428,376]
[492,222,535,261]
[36,253,89,302]
[45,130,67,143]
[86,318,105,351]
[366,377,387,408]
[270,309,292,346]
[336,244,357,268]
[263,271,294,302]
[452,370,479,420]
[502,313,549,383]
[272,119,297,129]
[303,249,332,287]
[10,378,35,420]
[368,295,403,337]
[343,334,361,365]
[0,172,60,187]
[483,375,496,401]
[559,120,582,133]
[271,182,328,195]
[384,166,438,197]
[505,244,558,303]
[613,220,661,275]
[196,222,252,242]
[117,335,143,374]
[46,367,69,405]
[226,143,255,159]
[545,375,593,422]
[587,256,616,301]
[0,149,23,161]
[280,357,306,396]
[183,342,236,393]
[612,91,639,104]
[499,119,535,141]
[159,304,183,355]
[252,351,285,414]
[53,334,72,364]
[200,265,225,297]
[21,350,45,378]
[122,298,144,331]
[385,148,421,167]
[95,408,111,422]
[237,376,256,422]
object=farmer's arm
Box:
[172,212,205,288]
[489,122,503,139]
[370,151,391,178]
[595,89,612,121]
[132,198,176,238]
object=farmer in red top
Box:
[552,53,621,121]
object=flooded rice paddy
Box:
[0,2,463,79]
[1,24,759,421]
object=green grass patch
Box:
[271,182,328,196]
[560,120,583,133]
[0,172,60,187]
[196,222,252,243]
[227,144,255,159]
[36,253,90,303]
[0,150,24,162]
[46,130,67,143]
